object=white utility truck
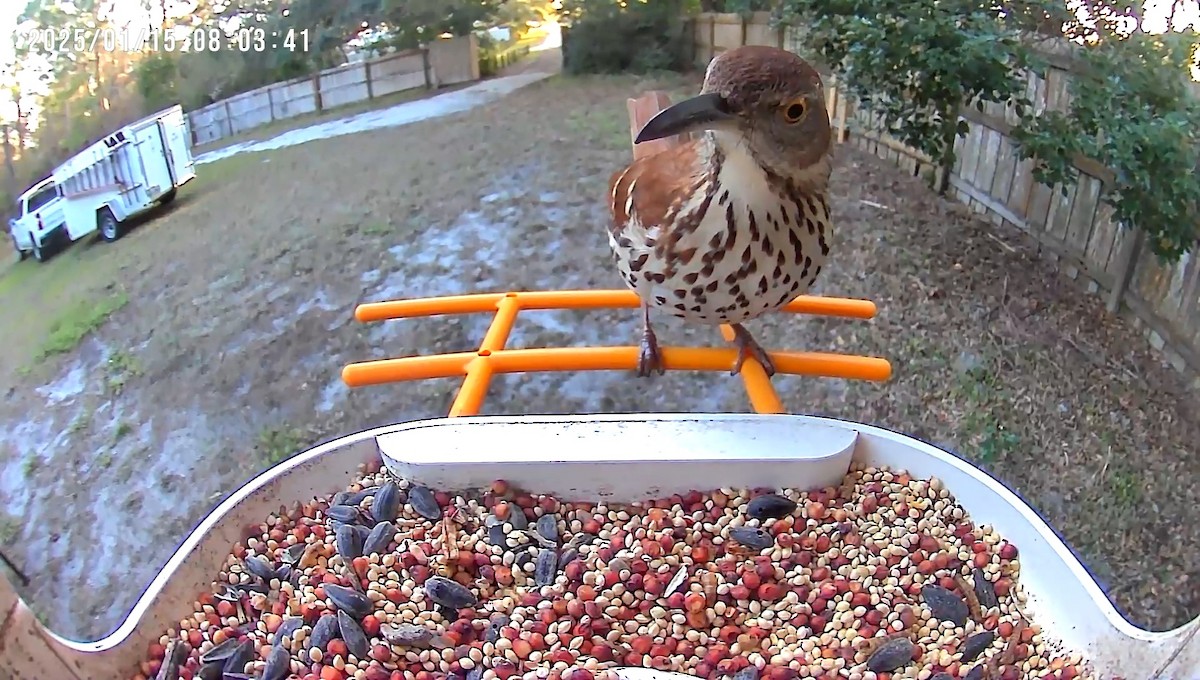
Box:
[8,104,196,262]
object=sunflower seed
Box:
[262,645,291,680]
[282,543,307,565]
[488,523,507,548]
[922,584,969,627]
[309,613,340,651]
[536,514,559,542]
[372,481,401,523]
[381,622,436,647]
[745,493,797,521]
[363,521,394,556]
[564,532,594,550]
[409,485,442,520]
[729,527,774,551]
[199,638,242,664]
[325,584,372,619]
[425,575,477,609]
[273,617,304,648]
[733,667,760,680]
[338,609,369,659]
[522,529,557,549]
[221,639,254,674]
[197,661,223,680]
[866,637,915,673]
[534,549,559,586]
[665,565,689,595]
[325,505,361,524]
[507,506,528,530]
[961,630,996,662]
[484,614,510,642]
[243,555,278,582]
[336,523,363,560]
[973,567,999,610]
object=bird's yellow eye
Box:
[782,98,808,123]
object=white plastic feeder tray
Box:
[1,414,1196,679]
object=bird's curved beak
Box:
[634,93,735,144]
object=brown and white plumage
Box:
[607,45,836,377]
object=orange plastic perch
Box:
[355,289,877,322]
[342,289,892,417]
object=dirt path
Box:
[0,67,1195,641]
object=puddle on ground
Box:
[315,173,682,418]
[316,379,349,413]
[35,361,87,405]
[6,370,257,634]
[221,286,354,354]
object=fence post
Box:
[313,71,324,112]
[685,19,696,66]
[365,58,375,100]
[266,86,275,123]
[835,86,849,144]
[421,47,433,89]
[1106,227,1144,314]
[223,100,235,138]
[709,15,715,63]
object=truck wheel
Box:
[10,235,27,262]
[32,237,48,262]
[159,189,177,205]
[98,208,122,242]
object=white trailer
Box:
[8,104,196,262]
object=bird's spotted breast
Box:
[611,145,832,326]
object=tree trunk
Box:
[935,103,960,195]
[3,124,17,200]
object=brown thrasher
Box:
[607,45,835,378]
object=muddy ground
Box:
[0,50,1196,640]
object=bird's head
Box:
[635,46,832,180]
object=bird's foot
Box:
[637,326,666,378]
[729,324,776,377]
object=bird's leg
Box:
[729,323,776,377]
[637,302,666,377]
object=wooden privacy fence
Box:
[688,11,1200,386]
[188,35,481,146]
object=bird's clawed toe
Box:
[729,324,776,377]
[637,327,666,378]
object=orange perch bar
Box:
[343,288,892,417]
[342,347,892,386]
[355,290,877,323]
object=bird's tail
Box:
[625,91,693,162]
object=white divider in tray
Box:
[374,413,859,501]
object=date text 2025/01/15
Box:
[131,26,312,53]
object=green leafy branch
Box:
[776,0,1041,193]
[776,0,1200,263]
[1009,15,1200,261]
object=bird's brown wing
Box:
[608,91,704,238]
